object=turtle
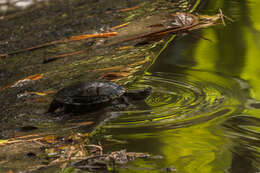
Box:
[47,81,152,114]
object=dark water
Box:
[99,0,260,172]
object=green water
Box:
[99,0,260,172]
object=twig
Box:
[0,137,44,146]
[43,50,84,64]
[185,30,213,42]
[218,9,234,23]
[1,32,117,58]
[219,9,226,26]
[86,144,103,155]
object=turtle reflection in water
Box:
[47,81,152,114]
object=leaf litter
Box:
[0,131,162,172]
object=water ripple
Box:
[104,70,248,130]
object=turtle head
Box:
[124,86,152,100]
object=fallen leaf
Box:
[74,121,95,126]
[69,32,118,41]
[45,148,59,156]
[118,46,134,50]
[99,72,131,80]
[30,90,57,96]
[43,135,57,144]
[27,74,44,80]
[0,139,9,145]
[119,6,139,12]
[0,74,44,91]
[129,57,150,67]
[58,145,71,150]
[111,22,130,30]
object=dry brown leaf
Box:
[0,74,44,91]
[30,90,57,96]
[27,74,44,80]
[119,6,139,12]
[43,135,57,144]
[69,32,118,41]
[118,46,134,50]
[129,57,149,67]
[111,22,130,30]
[75,121,95,126]
[99,72,131,80]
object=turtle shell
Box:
[54,81,126,106]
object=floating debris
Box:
[72,149,153,171]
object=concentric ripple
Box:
[104,70,248,130]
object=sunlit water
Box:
[99,71,255,173]
[96,0,260,172]
[105,71,246,130]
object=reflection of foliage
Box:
[184,0,260,172]
[193,0,260,99]
[160,123,232,173]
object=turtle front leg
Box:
[121,96,130,106]
[111,96,130,110]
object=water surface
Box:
[99,0,260,172]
